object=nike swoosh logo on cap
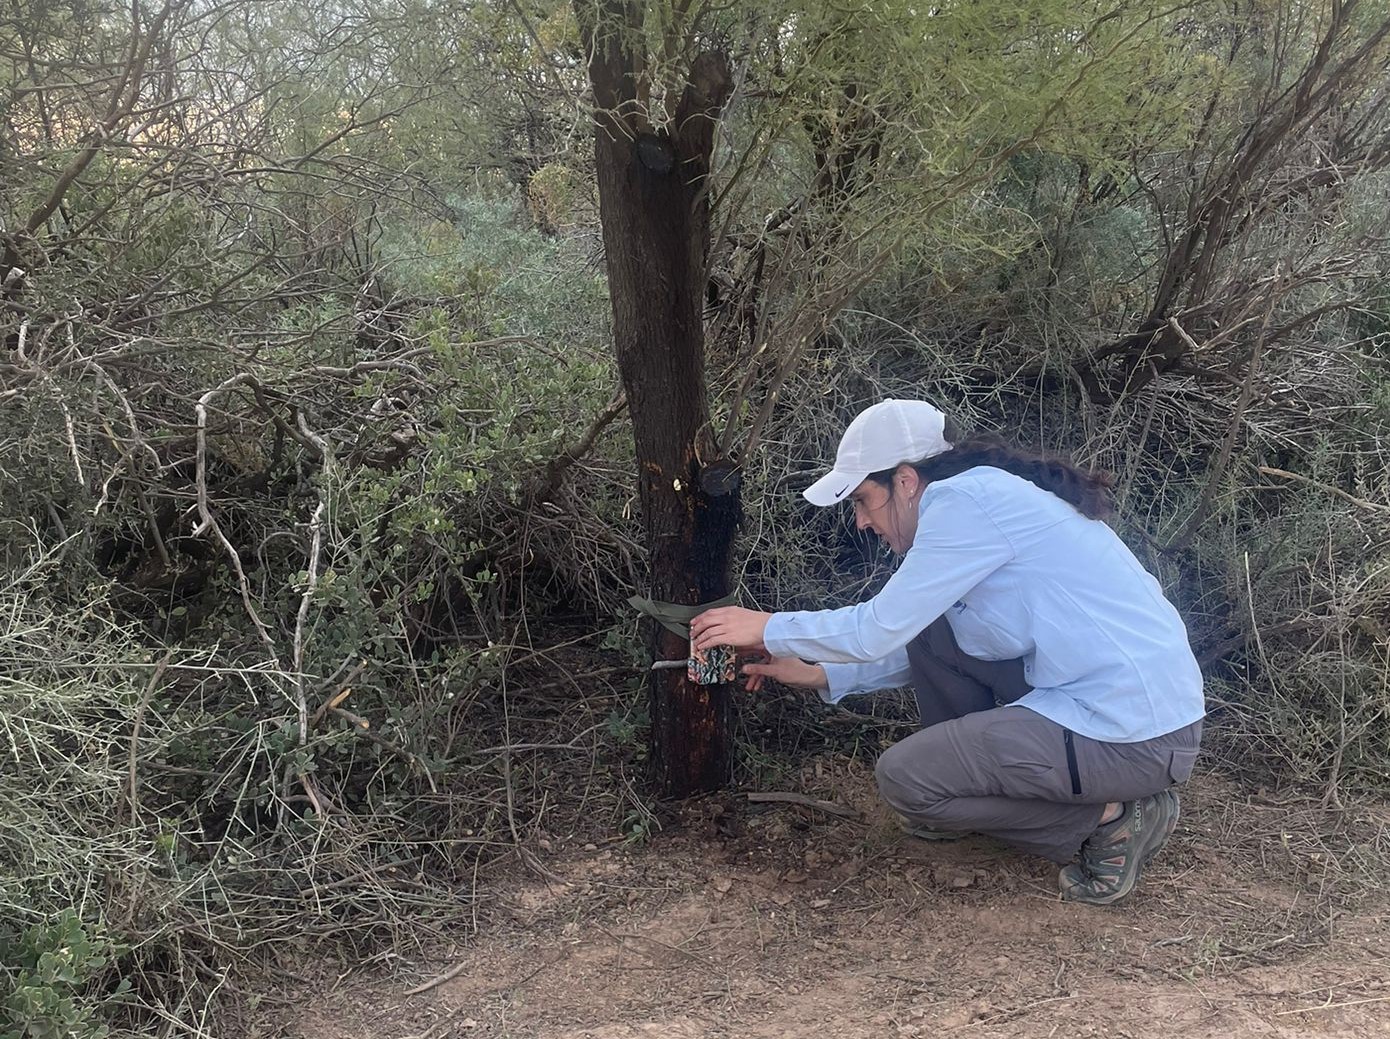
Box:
[833,483,852,499]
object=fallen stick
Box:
[745,791,862,819]
[1276,994,1390,1016]
[405,960,470,997]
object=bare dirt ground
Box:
[287,762,1390,1039]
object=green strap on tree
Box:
[627,592,738,639]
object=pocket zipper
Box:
[1063,729,1082,797]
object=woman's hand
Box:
[690,606,771,651]
[741,656,828,693]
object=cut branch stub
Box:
[636,133,676,174]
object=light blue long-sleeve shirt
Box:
[761,466,1205,743]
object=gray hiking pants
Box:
[875,617,1201,863]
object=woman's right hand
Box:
[741,657,828,693]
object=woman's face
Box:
[849,465,923,554]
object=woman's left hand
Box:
[690,606,771,651]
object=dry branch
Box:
[745,791,862,820]
[1256,467,1390,513]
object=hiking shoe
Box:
[896,813,966,842]
[1057,791,1179,906]
[1143,787,1181,868]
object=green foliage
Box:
[0,558,151,1038]
[0,913,129,1039]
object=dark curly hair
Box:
[868,428,1115,521]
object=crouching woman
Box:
[691,399,1204,905]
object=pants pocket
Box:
[1167,747,1199,784]
[1063,729,1082,797]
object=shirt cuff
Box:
[820,663,861,704]
[762,613,797,659]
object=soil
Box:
[285,763,1390,1039]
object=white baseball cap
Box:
[803,399,952,506]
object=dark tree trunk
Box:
[577,2,739,796]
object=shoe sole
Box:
[903,829,967,842]
[1058,861,1138,905]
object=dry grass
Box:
[0,535,648,1037]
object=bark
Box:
[577,1,739,796]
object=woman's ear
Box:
[895,464,921,498]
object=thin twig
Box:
[293,500,328,749]
[746,791,862,820]
[193,374,277,657]
[404,959,471,997]
[535,389,627,499]
[1257,466,1390,513]
[127,650,172,826]
[309,660,367,727]
[596,925,718,970]
[1164,278,1277,554]
[469,722,605,756]
[330,707,437,792]
[1276,994,1390,1016]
